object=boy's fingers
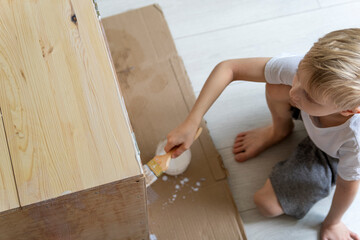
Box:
[172,145,188,158]
[172,149,183,158]
[350,231,359,240]
[164,142,174,153]
[164,137,180,152]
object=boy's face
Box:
[289,69,340,117]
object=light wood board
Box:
[0,0,141,207]
[0,176,148,240]
[0,109,19,213]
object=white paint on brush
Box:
[143,164,157,187]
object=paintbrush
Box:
[143,127,203,187]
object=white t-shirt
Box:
[264,55,360,181]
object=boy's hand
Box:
[164,119,198,158]
[321,221,359,240]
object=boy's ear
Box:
[340,107,360,116]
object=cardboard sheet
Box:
[102,5,246,239]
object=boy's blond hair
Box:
[299,28,360,110]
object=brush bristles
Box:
[143,164,157,187]
[146,158,164,177]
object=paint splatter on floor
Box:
[180,177,189,185]
[160,176,206,209]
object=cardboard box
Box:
[102,5,247,239]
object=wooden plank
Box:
[96,0,320,39]
[0,175,148,240]
[0,109,20,213]
[318,0,357,7]
[0,0,141,207]
[175,1,360,92]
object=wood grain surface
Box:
[0,0,141,207]
[0,176,148,240]
[0,109,19,213]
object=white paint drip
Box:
[196,182,201,187]
[162,175,168,181]
[150,234,158,240]
[61,190,72,196]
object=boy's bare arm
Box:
[166,57,270,157]
[186,57,271,126]
[321,176,360,238]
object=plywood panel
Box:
[0,0,141,207]
[0,176,148,240]
[0,109,19,213]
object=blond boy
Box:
[165,28,360,239]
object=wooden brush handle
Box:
[169,127,203,154]
[194,127,203,140]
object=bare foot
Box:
[233,123,293,162]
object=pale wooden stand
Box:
[0,0,148,239]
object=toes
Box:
[235,132,246,139]
[234,152,249,162]
[233,144,246,154]
[233,141,245,149]
[234,133,246,146]
[234,149,257,162]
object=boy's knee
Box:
[253,190,283,218]
[265,83,291,102]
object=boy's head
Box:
[290,28,360,117]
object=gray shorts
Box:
[269,107,339,219]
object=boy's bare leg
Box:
[254,178,284,217]
[233,83,294,162]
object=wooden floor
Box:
[98,0,360,239]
